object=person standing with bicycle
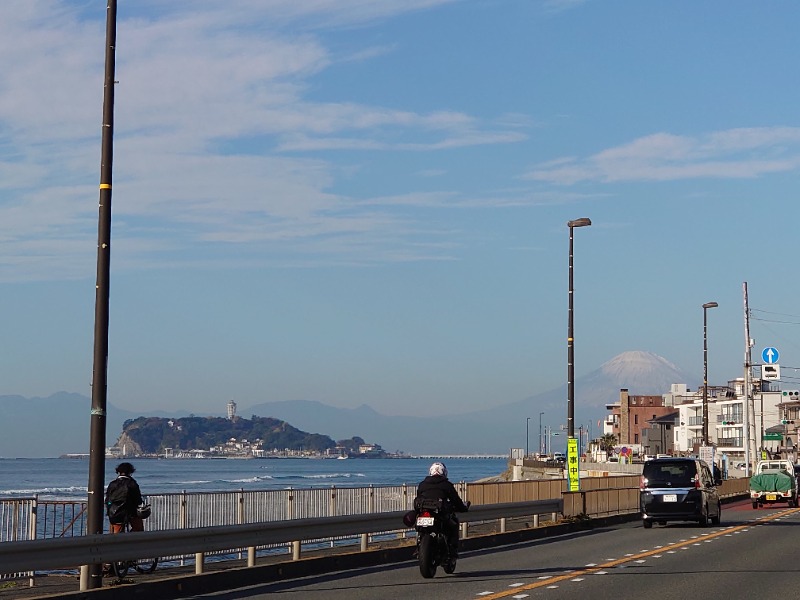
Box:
[105,462,145,533]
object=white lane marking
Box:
[512,595,529,599]
[546,585,559,589]
[509,583,524,588]
[595,571,607,575]
[477,592,493,596]
[571,578,585,582]
[585,563,597,567]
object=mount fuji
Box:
[243,350,698,454]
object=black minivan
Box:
[640,457,722,528]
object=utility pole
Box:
[85,0,117,590]
[742,282,754,476]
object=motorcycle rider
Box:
[415,461,469,558]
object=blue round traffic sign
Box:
[762,347,779,364]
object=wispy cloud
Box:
[0,0,526,283]
[524,128,800,184]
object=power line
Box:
[750,307,800,326]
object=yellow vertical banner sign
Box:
[567,437,580,491]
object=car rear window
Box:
[643,461,696,487]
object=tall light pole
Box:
[702,301,719,445]
[539,411,544,456]
[526,417,531,458]
[567,218,591,439]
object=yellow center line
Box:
[474,508,797,600]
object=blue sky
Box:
[2,0,799,419]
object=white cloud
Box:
[0,0,527,282]
[524,128,800,184]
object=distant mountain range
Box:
[0,351,698,457]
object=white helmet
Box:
[429,462,447,477]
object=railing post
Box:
[360,486,373,551]
[400,484,409,539]
[29,496,37,587]
[292,540,301,560]
[287,488,294,556]
[195,552,204,574]
[247,546,256,567]
[236,488,247,566]
[180,491,188,567]
[533,514,540,528]
[329,487,336,548]
[460,481,469,539]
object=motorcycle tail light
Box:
[420,511,431,518]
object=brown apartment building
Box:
[607,389,677,447]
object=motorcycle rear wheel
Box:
[418,534,437,578]
[443,555,457,574]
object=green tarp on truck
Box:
[749,471,796,493]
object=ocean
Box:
[0,457,509,500]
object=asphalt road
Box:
[176,500,800,600]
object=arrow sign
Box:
[762,347,779,364]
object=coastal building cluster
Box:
[602,378,798,462]
[107,437,388,460]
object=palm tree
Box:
[599,433,618,454]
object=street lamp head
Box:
[702,301,718,309]
[567,218,592,228]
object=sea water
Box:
[0,457,508,500]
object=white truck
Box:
[749,459,798,509]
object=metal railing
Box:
[0,474,749,589]
[0,498,564,576]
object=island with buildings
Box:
[107,400,393,460]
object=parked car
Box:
[639,457,722,528]
[552,452,566,463]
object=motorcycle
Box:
[413,499,469,578]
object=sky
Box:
[2,0,800,420]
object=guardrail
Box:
[0,499,563,576]
[0,474,750,591]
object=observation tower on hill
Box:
[227,400,237,421]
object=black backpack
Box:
[106,480,129,524]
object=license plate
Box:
[663,494,677,502]
[416,516,435,527]
[766,494,777,501]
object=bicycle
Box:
[109,508,158,580]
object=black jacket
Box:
[415,475,468,513]
[105,475,143,523]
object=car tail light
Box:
[694,474,701,489]
[640,475,648,491]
